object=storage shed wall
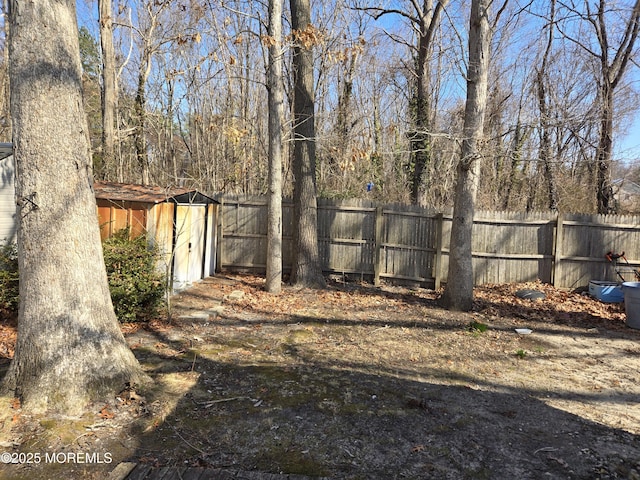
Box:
[96,199,149,239]
[95,198,218,288]
[96,199,176,275]
[0,156,16,243]
[147,202,176,276]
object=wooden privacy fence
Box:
[216,195,640,289]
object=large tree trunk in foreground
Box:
[440,0,491,311]
[4,0,148,415]
[289,0,325,288]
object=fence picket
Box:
[215,195,640,288]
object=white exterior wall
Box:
[0,155,16,243]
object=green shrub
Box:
[0,232,166,322]
[0,242,19,315]
[102,229,166,322]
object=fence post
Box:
[552,212,563,286]
[434,212,444,290]
[374,206,384,286]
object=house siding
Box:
[0,156,16,243]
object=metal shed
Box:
[94,181,219,290]
[0,143,15,243]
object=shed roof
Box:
[94,181,218,205]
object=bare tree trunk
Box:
[559,0,640,213]
[440,0,491,311]
[595,0,640,214]
[0,0,10,141]
[135,52,151,185]
[371,100,383,191]
[411,1,447,206]
[335,51,356,191]
[502,108,529,210]
[289,0,325,288]
[596,81,616,214]
[4,0,148,414]
[537,0,558,211]
[266,0,284,294]
[359,1,447,206]
[410,36,432,206]
[99,0,117,181]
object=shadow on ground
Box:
[1,276,639,479]
[118,323,640,480]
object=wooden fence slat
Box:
[553,213,563,286]
[374,207,383,286]
[216,197,640,288]
[434,213,444,289]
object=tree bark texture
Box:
[266,0,284,294]
[99,0,117,180]
[410,0,447,207]
[289,0,325,288]
[441,0,491,311]
[135,52,151,185]
[596,81,615,214]
[5,0,148,414]
[0,0,10,141]
[537,0,558,212]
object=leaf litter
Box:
[0,274,639,479]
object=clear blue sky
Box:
[617,116,640,167]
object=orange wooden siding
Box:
[96,200,149,240]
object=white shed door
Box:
[173,205,206,286]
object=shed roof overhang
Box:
[94,181,218,205]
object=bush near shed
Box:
[0,231,166,322]
[102,229,166,322]
[0,242,18,315]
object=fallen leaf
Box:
[99,405,115,419]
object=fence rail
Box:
[216,195,640,289]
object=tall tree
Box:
[289,0,325,288]
[133,0,167,185]
[359,0,448,206]
[440,0,494,311]
[4,0,147,414]
[557,0,640,213]
[536,0,559,211]
[409,0,448,206]
[266,0,285,293]
[591,0,640,213]
[99,0,118,181]
[0,0,10,142]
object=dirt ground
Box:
[0,274,639,479]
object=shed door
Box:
[174,205,206,285]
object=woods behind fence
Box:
[217,196,640,289]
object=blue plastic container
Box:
[622,282,640,329]
[589,281,624,303]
